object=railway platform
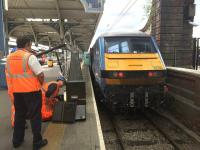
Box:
[0,64,105,150]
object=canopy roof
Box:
[7,0,104,51]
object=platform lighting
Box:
[26,18,51,22]
[47,32,57,34]
[52,19,59,22]
[4,0,8,11]
[188,21,199,27]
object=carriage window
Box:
[105,37,156,53]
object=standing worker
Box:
[5,36,48,150]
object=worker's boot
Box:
[33,139,48,150]
[13,141,23,148]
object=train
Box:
[89,31,167,112]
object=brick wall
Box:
[151,0,195,67]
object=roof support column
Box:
[69,30,73,45]
[4,12,8,56]
[55,0,65,44]
[47,36,51,49]
[30,25,38,46]
[0,0,6,58]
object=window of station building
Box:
[105,37,156,54]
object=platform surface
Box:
[0,65,105,150]
[42,64,105,150]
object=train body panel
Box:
[104,53,164,71]
[90,31,166,111]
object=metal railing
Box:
[193,38,200,70]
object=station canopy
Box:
[7,0,104,51]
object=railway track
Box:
[92,73,200,150]
[144,109,200,150]
[98,106,200,150]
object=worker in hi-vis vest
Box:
[8,77,65,126]
[5,36,48,150]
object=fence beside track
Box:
[166,67,200,120]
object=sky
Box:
[91,0,200,46]
[193,0,200,37]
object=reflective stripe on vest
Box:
[6,50,41,93]
[6,53,35,78]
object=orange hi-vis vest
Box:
[5,49,41,93]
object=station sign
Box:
[80,0,105,13]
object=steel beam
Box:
[55,0,65,43]
[30,25,38,46]
[54,0,75,51]
[0,0,6,58]
[9,7,84,11]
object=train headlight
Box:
[148,71,158,77]
[111,72,125,78]
[118,72,125,78]
[148,71,164,77]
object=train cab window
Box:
[107,42,120,53]
[105,37,156,53]
[130,39,155,53]
[121,41,129,53]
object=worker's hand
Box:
[37,72,44,85]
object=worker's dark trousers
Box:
[13,90,42,145]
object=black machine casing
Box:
[52,101,76,123]
[66,81,86,121]
[65,53,87,121]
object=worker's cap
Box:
[56,76,66,82]
[45,83,58,98]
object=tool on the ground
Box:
[52,101,76,123]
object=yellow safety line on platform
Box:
[42,123,65,150]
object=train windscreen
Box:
[105,37,156,53]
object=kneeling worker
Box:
[41,77,65,121]
[9,77,65,127]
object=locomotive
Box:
[89,31,166,111]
